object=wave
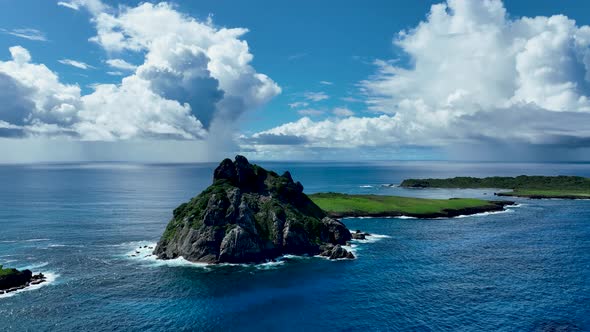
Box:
[47,244,86,248]
[0,272,59,299]
[1,239,52,244]
[450,209,515,219]
[380,184,398,188]
[353,234,391,244]
[359,185,374,188]
[19,262,49,270]
[122,242,351,270]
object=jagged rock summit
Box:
[154,155,353,264]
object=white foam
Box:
[451,209,514,219]
[124,242,327,270]
[23,239,51,242]
[397,215,418,219]
[0,272,58,299]
[19,262,49,270]
[354,234,391,244]
[47,244,85,248]
[359,185,374,188]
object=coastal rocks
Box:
[352,230,371,240]
[154,155,356,264]
[320,244,355,259]
[0,266,46,293]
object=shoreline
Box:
[495,192,590,200]
[325,200,515,219]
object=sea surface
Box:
[1,161,589,331]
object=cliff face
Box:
[154,156,353,264]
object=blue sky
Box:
[1,0,590,162]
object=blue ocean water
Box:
[1,161,589,331]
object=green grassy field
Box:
[309,192,506,217]
[0,265,18,277]
[498,189,590,199]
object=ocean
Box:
[1,161,589,331]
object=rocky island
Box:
[400,175,590,199]
[0,265,46,295]
[154,156,354,264]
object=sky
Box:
[1,0,590,162]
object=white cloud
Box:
[288,101,309,109]
[304,91,329,102]
[57,1,79,10]
[320,81,333,85]
[57,0,105,14]
[332,107,354,117]
[58,59,95,70]
[105,59,137,71]
[253,0,590,153]
[0,46,82,127]
[106,71,123,76]
[297,109,324,117]
[0,1,279,144]
[0,28,47,42]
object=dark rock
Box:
[154,155,354,264]
[352,233,366,240]
[0,268,33,291]
[319,244,355,260]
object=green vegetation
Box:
[400,175,590,199]
[309,192,508,218]
[0,265,18,277]
[498,189,590,199]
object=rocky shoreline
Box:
[0,268,47,295]
[325,200,515,219]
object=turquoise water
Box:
[1,161,589,331]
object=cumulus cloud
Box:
[0,1,279,146]
[252,0,590,155]
[0,28,47,42]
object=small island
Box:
[400,175,590,199]
[153,156,355,264]
[309,193,514,218]
[0,265,46,295]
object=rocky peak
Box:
[154,156,354,264]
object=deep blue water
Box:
[1,161,589,331]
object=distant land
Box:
[309,193,514,219]
[400,175,590,199]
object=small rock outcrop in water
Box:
[154,155,354,264]
[0,265,46,294]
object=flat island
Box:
[309,193,514,218]
[400,175,590,199]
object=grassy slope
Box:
[400,176,590,198]
[0,265,18,277]
[309,193,502,217]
